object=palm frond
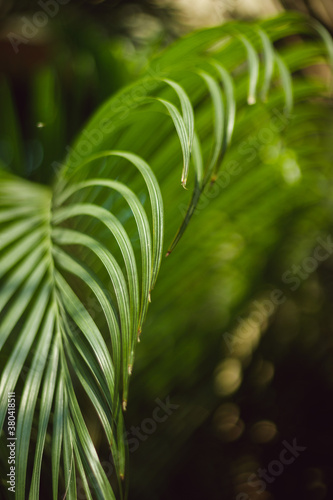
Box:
[0,12,332,499]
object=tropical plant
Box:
[0,11,332,500]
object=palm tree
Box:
[0,11,332,500]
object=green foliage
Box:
[0,12,332,499]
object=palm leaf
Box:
[0,12,332,499]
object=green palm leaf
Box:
[0,12,332,499]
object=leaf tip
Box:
[247,95,256,105]
[210,175,217,186]
[122,400,127,411]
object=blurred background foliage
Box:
[0,1,333,499]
